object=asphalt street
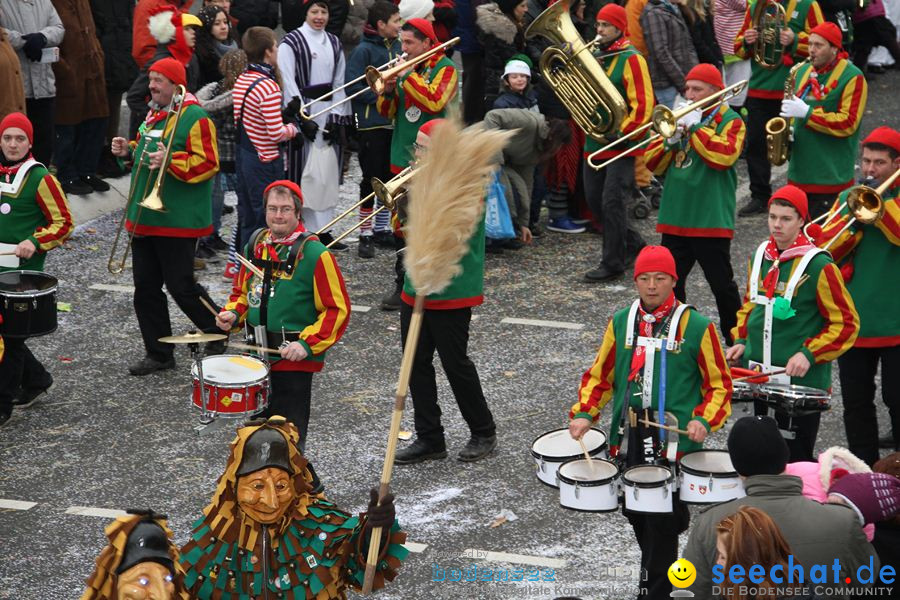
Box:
[0,70,897,600]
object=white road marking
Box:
[90,283,134,293]
[64,506,128,518]
[351,305,372,313]
[403,542,428,553]
[0,499,37,511]
[501,317,584,331]
[462,549,566,569]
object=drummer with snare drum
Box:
[215,180,350,466]
[726,185,859,462]
[0,113,73,427]
[569,246,732,600]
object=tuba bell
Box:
[750,0,787,69]
[525,0,626,141]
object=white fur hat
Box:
[503,59,531,78]
[399,0,434,20]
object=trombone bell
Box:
[138,190,166,212]
[846,187,884,225]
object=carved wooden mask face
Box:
[236,466,295,524]
[116,562,174,600]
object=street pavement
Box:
[0,70,897,599]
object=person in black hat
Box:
[82,509,188,600]
[681,416,879,599]
[180,417,408,599]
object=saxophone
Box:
[765,59,809,166]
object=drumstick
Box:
[639,418,689,436]
[234,253,265,279]
[199,296,219,318]
[227,340,282,354]
[0,251,17,256]
[577,438,596,474]
[733,369,787,383]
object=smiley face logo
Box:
[668,558,696,588]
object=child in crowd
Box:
[492,55,539,112]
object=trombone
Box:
[318,167,414,248]
[806,168,898,250]
[586,80,747,171]
[108,85,187,274]
[298,53,407,121]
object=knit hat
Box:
[828,472,900,525]
[685,63,725,91]
[0,112,33,144]
[863,126,900,155]
[769,184,809,222]
[810,22,842,49]
[399,0,434,20]
[264,179,304,206]
[418,118,446,138]
[633,245,677,280]
[595,3,627,32]
[503,59,531,78]
[405,17,438,42]
[727,416,790,476]
[149,57,187,86]
[497,0,523,15]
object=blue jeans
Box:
[236,147,283,252]
[654,86,678,109]
[208,171,237,237]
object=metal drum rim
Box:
[557,457,619,487]
[621,465,674,488]
[678,450,738,478]
[0,269,59,296]
[529,427,608,462]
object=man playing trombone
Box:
[644,64,745,344]
[818,126,900,465]
[582,4,652,283]
[111,58,221,377]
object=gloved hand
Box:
[323,122,347,147]
[299,119,319,142]
[677,108,702,131]
[364,488,395,531]
[282,96,303,123]
[780,96,811,119]
[22,33,47,62]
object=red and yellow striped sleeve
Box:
[806,261,859,362]
[817,196,859,261]
[795,2,824,58]
[224,263,253,327]
[620,54,653,136]
[643,135,674,174]
[805,74,867,137]
[401,63,458,115]
[690,114,746,170]
[731,257,756,343]
[874,193,900,245]
[569,320,617,422]
[300,252,351,355]
[376,92,398,120]
[30,174,74,251]
[734,7,752,59]
[167,117,220,183]
[693,319,733,431]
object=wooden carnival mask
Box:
[115,561,175,600]
[234,427,297,524]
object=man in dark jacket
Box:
[231,0,279,35]
[683,416,880,599]
[641,0,698,107]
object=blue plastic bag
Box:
[484,171,516,240]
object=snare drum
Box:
[191,354,270,418]
[0,270,58,338]
[557,458,620,513]
[732,381,761,403]
[621,465,674,513]
[531,428,608,487]
[678,450,745,504]
[760,383,830,416]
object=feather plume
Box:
[404,119,513,296]
[148,9,177,44]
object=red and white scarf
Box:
[258,223,308,261]
[0,153,34,178]
[761,232,816,298]
[628,292,677,382]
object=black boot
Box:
[395,439,447,464]
[738,197,768,217]
[458,435,497,462]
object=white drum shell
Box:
[621,465,674,513]
[678,450,745,504]
[557,458,620,512]
[531,428,608,488]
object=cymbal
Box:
[158,332,228,344]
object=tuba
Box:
[765,59,809,166]
[751,0,787,69]
[525,0,626,141]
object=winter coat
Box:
[51,0,108,125]
[281,0,349,38]
[453,0,483,53]
[340,0,373,51]
[89,0,138,91]
[196,39,239,89]
[126,44,201,119]
[132,0,190,69]
[345,29,401,130]
[640,0,698,91]
[0,0,65,99]
[680,4,723,68]
[683,474,879,599]
[433,0,458,43]
[197,80,236,172]
[492,86,539,111]
[0,28,25,118]
[230,0,279,35]
[475,3,525,110]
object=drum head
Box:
[0,270,58,294]
[559,458,618,483]
[192,354,268,384]
[531,428,607,460]
[760,383,829,399]
[623,465,672,486]
[679,450,737,476]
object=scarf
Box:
[761,232,815,298]
[140,92,202,134]
[247,62,276,80]
[600,36,629,53]
[628,292,677,382]
[258,223,309,262]
[0,153,32,177]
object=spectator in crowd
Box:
[680,0,723,68]
[195,3,239,88]
[0,0,64,166]
[345,0,402,259]
[714,0,749,108]
[626,0,652,55]
[492,55,539,111]
[0,26,25,121]
[455,0,486,124]
[400,0,435,21]
[476,0,528,111]
[872,453,900,574]
[282,0,348,37]
[51,0,110,197]
[852,0,900,76]
[132,0,192,70]
[231,0,279,35]
[641,0,699,107]
[339,0,370,53]
[827,472,900,526]
[432,0,459,43]
[90,0,139,180]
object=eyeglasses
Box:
[412,142,425,151]
[266,206,296,215]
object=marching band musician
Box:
[733,0,823,216]
[582,4,652,283]
[644,63,745,345]
[216,180,350,460]
[111,57,221,378]
[726,185,859,462]
[569,245,732,600]
[0,112,73,427]
[818,126,900,465]
[781,22,867,219]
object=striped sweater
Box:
[232,71,297,162]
